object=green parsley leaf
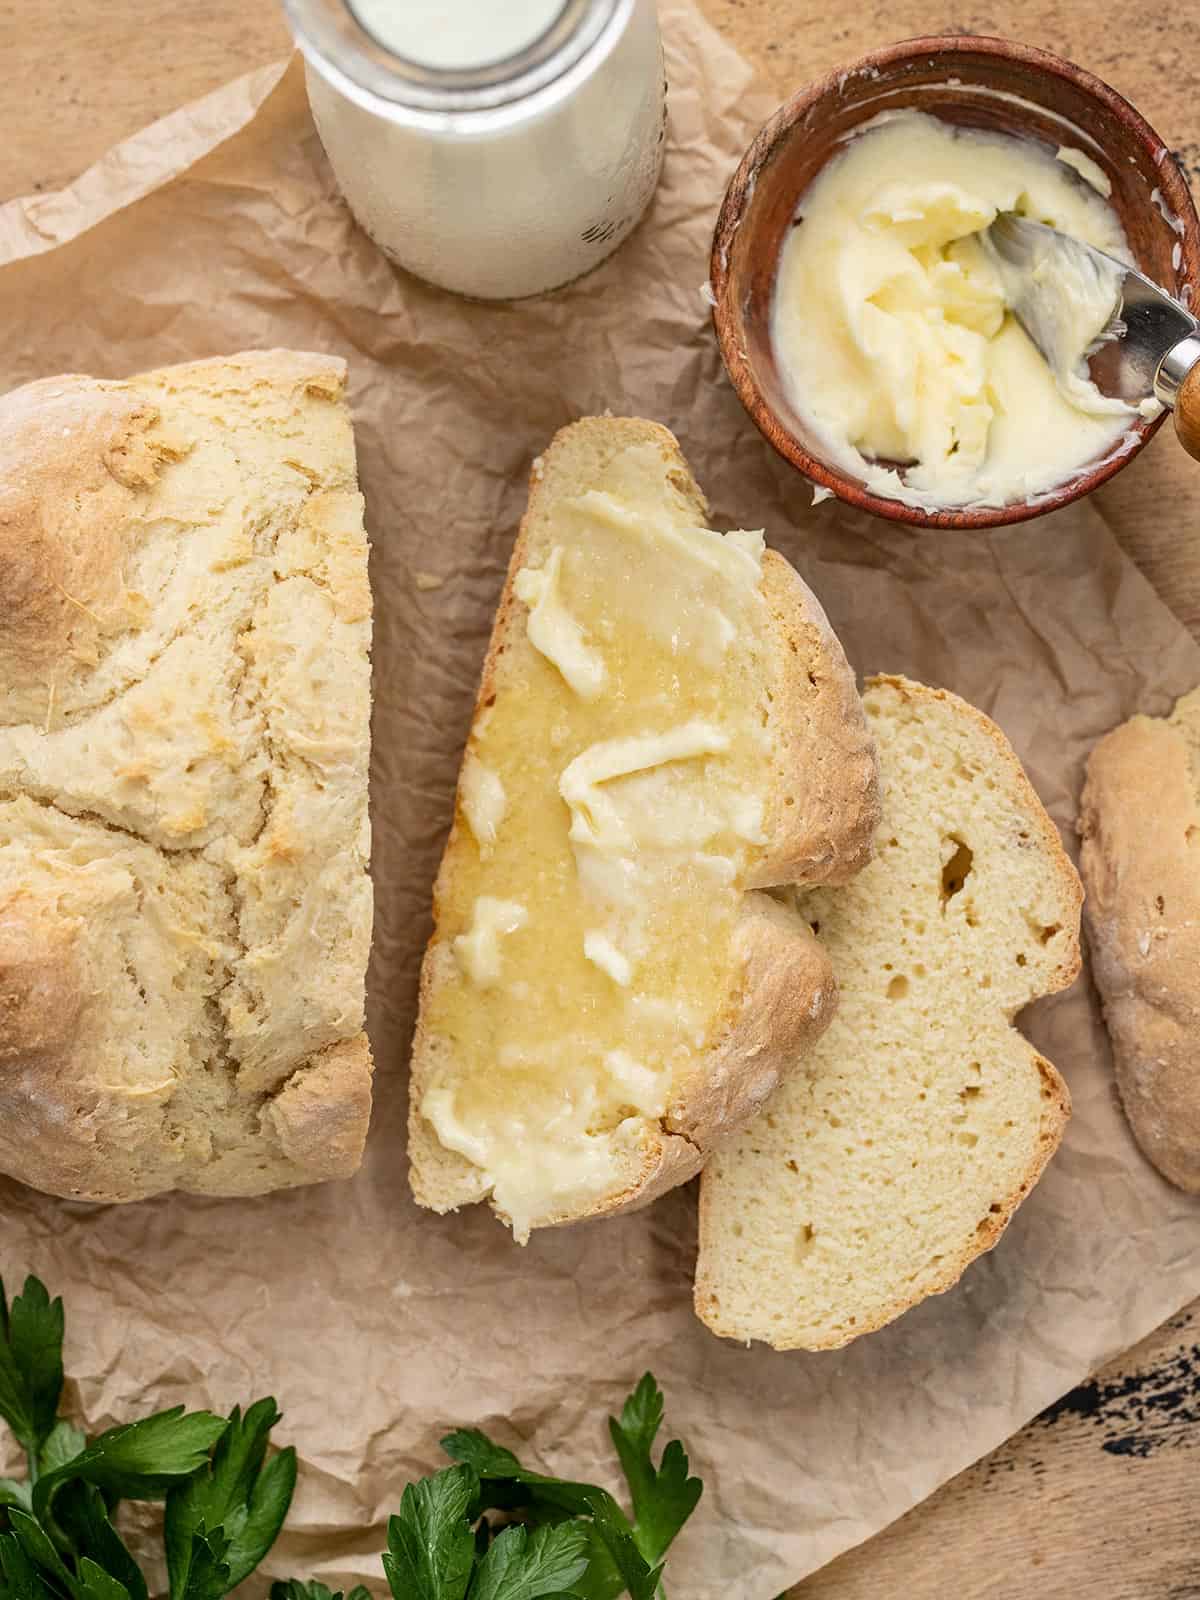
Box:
[6,1507,78,1596]
[0,1279,64,1461]
[269,1581,373,1600]
[439,1436,523,1479]
[0,1529,61,1600]
[32,1408,228,1521]
[464,1523,589,1600]
[164,1399,296,1600]
[440,1434,653,1600]
[382,1465,477,1600]
[51,1481,148,1600]
[174,1528,232,1600]
[0,1482,31,1515]
[74,1558,130,1600]
[39,1425,87,1480]
[607,1377,701,1572]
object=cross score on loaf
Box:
[0,351,374,1201]
[408,418,881,1240]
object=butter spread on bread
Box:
[0,351,373,1202]
[696,676,1081,1348]
[408,418,880,1240]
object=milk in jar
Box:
[283,0,667,300]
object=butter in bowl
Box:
[710,36,1200,529]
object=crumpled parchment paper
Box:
[2,7,1199,1597]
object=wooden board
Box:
[1,3,1198,1594]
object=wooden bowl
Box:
[711,36,1200,529]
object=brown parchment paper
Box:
[2,7,1200,1597]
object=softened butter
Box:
[773,110,1136,509]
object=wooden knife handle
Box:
[1175,363,1200,462]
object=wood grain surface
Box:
[1,2,1198,1595]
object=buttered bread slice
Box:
[408,418,880,1240]
[696,676,1081,1349]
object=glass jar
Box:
[282,0,667,300]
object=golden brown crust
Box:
[0,351,374,1203]
[1079,689,1200,1192]
[408,416,875,1231]
[751,556,880,890]
[0,379,167,724]
[695,673,1079,1350]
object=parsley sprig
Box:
[429,1371,701,1600]
[0,1277,702,1600]
[0,1275,294,1600]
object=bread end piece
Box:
[1080,685,1200,1192]
[0,351,373,1202]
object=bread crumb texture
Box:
[0,350,374,1202]
[1079,685,1200,1192]
[696,675,1081,1349]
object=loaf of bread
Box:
[0,351,374,1202]
[408,418,880,1240]
[1079,687,1200,1191]
[695,675,1081,1349]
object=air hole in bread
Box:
[1015,952,1027,966]
[1156,894,1166,914]
[940,837,973,903]
[795,1224,816,1262]
[1038,922,1061,944]
[886,975,908,999]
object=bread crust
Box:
[0,352,374,1202]
[695,674,1080,1349]
[1079,688,1200,1192]
[751,555,879,890]
[408,417,879,1232]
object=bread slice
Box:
[408,418,880,1240]
[1079,686,1200,1192]
[0,352,373,1201]
[695,675,1081,1349]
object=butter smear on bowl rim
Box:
[771,108,1148,511]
